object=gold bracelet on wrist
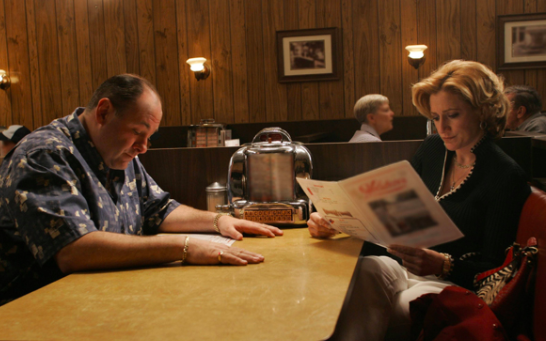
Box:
[180,236,190,265]
[213,213,230,233]
[435,253,454,279]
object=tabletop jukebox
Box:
[224,127,313,226]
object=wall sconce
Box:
[186,58,210,81]
[405,45,428,69]
[0,70,10,90]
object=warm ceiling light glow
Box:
[405,45,428,69]
[0,69,10,90]
[406,45,427,59]
[187,57,206,72]
[186,58,211,80]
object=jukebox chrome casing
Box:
[226,127,313,226]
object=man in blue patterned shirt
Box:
[0,74,282,305]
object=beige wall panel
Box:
[87,0,108,90]
[186,0,213,124]
[536,0,546,109]
[229,0,250,123]
[417,0,437,81]
[104,0,127,77]
[400,0,419,117]
[524,0,539,90]
[24,0,41,127]
[298,0,319,121]
[497,0,525,87]
[35,0,63,126]
[210,0,235,124]
[245,0,267,123]
[136,0,156,85]
[341,0,355,119]
[74,0,94,107]
[284,0,302,122]
[436,0,461,64]
[175,0,191,125]
[124,0,140,75]
[153,0,181,126]
[56,0,81,115]
[353,0,379,98]
[6,0,546,130]
[5,0,33,128]
[476,0,495,69]
[379,0,402,117]
[0,0,10,127]
[460,0,477,61]
[317,0,344,119]
[262,0,287,122]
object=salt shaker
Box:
[206,182,227,212]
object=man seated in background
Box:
[349,94,395,143]
[0,127,4,162]
[504,85,546,134]
[0,125,31,162]
[0,74,282,305]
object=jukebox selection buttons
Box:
[243,209,293,223]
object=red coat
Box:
[410,286,510,341]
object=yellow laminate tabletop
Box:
[0,228,362,341]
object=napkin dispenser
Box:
[187,119,228,147]
[225,127,313,226]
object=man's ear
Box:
[366,113,376,125]
[94,98,115,126]
[516,105,527,119]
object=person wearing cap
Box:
[0,126,4,161]
[0,125,31,160]
[0,74,283,305]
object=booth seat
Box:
[327,186,546,341]
[516,186,546,341]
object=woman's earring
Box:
[480,121,488,131]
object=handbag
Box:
[473,237,538,335]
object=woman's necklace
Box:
[453,155,475,169]
[450,167,471,192]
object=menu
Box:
[297,161,463,248]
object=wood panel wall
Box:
[1,0,546,130]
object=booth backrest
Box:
[516,186,546,341]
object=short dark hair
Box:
[86,74,158,115]
[504,85,542,116]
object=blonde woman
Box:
[308,60,530,340]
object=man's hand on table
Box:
[216,215,283,241]
[186,237,265,265]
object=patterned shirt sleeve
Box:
[5,148,97,266]
[133,158,180,235]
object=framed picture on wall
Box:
[497,13,546,70]
[276,27,341,83]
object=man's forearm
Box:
[54,231,186,274]
[158,204,217,233]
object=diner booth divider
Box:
[138,136,534,212]
[149,116,429,148]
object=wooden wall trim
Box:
[3,0,546,131]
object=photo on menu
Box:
[368,189,437,237]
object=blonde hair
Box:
[354,94,389,124]
[412,60,508,138]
